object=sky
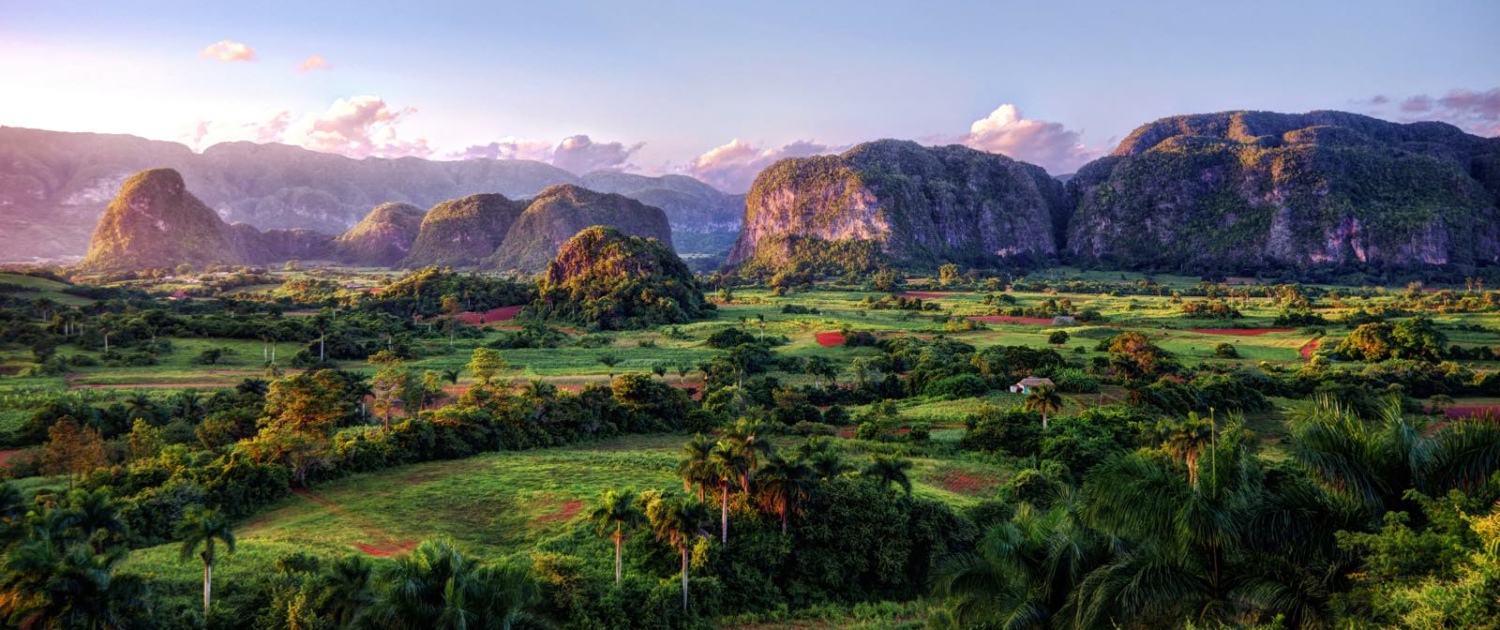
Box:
[2,0,1498,192]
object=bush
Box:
[1214,342,1240,358]
[924,373,991,398]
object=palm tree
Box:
[588,489,646,585]
[1289,396,1500,521]
[178,507,236,618]
[862,456,914,495]
[64,487,127,554]
[796,437,851,481]
[709,442,752,544]
[1023,385,1063,430]
[367,539,543,629]
[0,540,151,630]
[756,457,817,533]
[316,555,375,629]
[645,495,711,611]
[720,418,774,491]
[676,435,716,502]
[440,368,462,386]
[1157,413,1216,491]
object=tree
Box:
[797,437,851,481]
[676,434,716,502]
[261,370,355,437]
[367,539,543,629]
[756,457,817,533]
[652,362,668,379]
[440,293,464,349]
[645,494,711,611]
[588,490,646,585]
[1048,330,1070,346]
[124,419,163,464]
[806,356,838,388]
[1107,332,1175,383]
[179,507,236,618]
[40,417,107,491]
[1157,413,1216,491]
[938,263,961,287]
[65,487,128,554]
[1023,385,1063,430]
[861,456,913,495]
[709,442,751,544]
[466,347,508,386]
[0,540,150,630]
[597,353,622,380]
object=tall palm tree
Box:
[1023,386,1063,430]
[64,487,127,554]
[720,418,774,491]
[178,507,236,618]
[756,457,817,533]
[367,539,544,630]
[1157,413,1216,491]
[709,442,752,544]
[645,495,711,611]
[861,456,914,495]
[315,555,375,629]
[588,489,645,585]
[676,434,716,502]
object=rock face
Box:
[0,126,741,261]
[728,139,1064,270]
[487,185,675,273]
[1066,111,1500,271]
[78,169,247,271]
[532,226,707,330]
[401,194,525,269]
[332,202,426,266]
[230,224,333,265]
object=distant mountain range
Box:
[0,126,743,262]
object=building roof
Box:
[1014,377,1055,387]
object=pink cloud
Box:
[960,104,1103,175]
[1360,87,1500,137]
[449,134,643,175]
[189,97,430,158]
[297,55,332,72]
[199,40,257,62]
[682,138,840,193]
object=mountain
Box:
[0,126,742,261]
[487,184,675,273]
[728,139,1064,270]
[231,224,333,265]
[531,225,708,330]
[401,194,525,269]
[332,202,426,266]
[1065,110,1500,271]
[579,171,744,256]
[77,169,248,271]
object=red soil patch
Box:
[292,488,417,558]
[968,315,1053,325]
[1444,405,1500,419]
[936,470,1001,496]
[537,499,586,524]
[0,449,29,465]
[815,331,846,347]
[1300,339,1320,360]
[454,305,523,326]
[1190,328,1294,336]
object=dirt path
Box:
[291,488,417,557]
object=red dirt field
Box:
[1444,405,1500,419]
[1189,328,1295,336]
[1300,339,1320,360]
[815,331,846,347]
[936,470,1001,496]
[454,305,523,326]
[968,315,1053,325]
[0,449,28,466]
[536,499,586,524]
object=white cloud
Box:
[681,138,840,193]
[188,97,430,159]
[449,134,643,175]
[960,104,1102,174]
[296,55,332,72]
[199,40,257,63]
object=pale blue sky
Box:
[2,0,1497,187]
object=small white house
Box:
[1009,377,1055,395]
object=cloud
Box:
[188,97,430,158]
[200,40,257,62]
[449,134,644,175]
[960,104,1102,174]
[1359,88,1500,137]
[682,139,840,193]
[551,135,644,174]
[296,55,332,72]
